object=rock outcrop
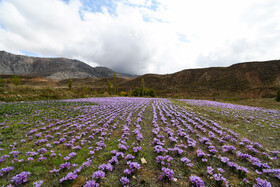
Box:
[0,51,120,79]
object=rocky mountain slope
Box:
[55,60,280,99]
[119,60,280,98]
[0,51,124,79]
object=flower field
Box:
[0,97,279,186]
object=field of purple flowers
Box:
[180,99,280,151]
[0,97,279,186]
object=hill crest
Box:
[0,51,130,80]
[119,60,280,98]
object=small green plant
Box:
[103,91,110,97]
[132,86,140,96]
[83,86,89,94]
[12,75,21,86]
[0,79,7,92]
[146,88,156,97]
[276,89,280,102]
[173,95,180,99]
[140,78,145,96]
[112,73,118,94]
[107,80,112,95]
[80,86,89,98]
[130,78,157,97]
[0,79,7,88]
[68,79,73,90]
[131,86,156,97]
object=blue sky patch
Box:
[176,33,190,43]
[0,23,6,30]
[147,0,160,11]
[62,0,159,18]
[80,0,116,15]
[20,50,41,57]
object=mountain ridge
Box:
[0,50,279,99]
[0,50,132,79]
[119,60,280,98]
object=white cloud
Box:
[0,0,279,74]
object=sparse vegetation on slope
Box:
[276,89,280,102]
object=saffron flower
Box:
[196,149,206,157]
[253,178,271,187]
[11,171,31,185]
[120,176,129,185]
[220,157,229,163]
[33,180,44,187]
[92,170,105,179]
[190,175,205,187]
[159,167,174,181]
[0,166,14,176]
[84,180,99,187]
[60,172,78,183]
[207,166,214,175]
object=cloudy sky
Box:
[0,0,279,75]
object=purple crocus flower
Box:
[190,175,205,187]
[154,145,167,153]
[38,155,47,162]
[253,178,271,187]
[59,162,71,170]
[124,169,131,175]
[196,149,206,157]
[10,151,20,157]
[159,167,174,181]
[92,170,105,179]
[217,168,225,173]
[125,154,135,161]
[105,163,114,171]
[120,176,129,185]
[98,164,107,171]
[220,157,229,163]
[133,146,142,152]
[50,168,60,173]
[60,172,78,183]
[202,158,208,162]
[0,166,14,176]
[207,166,214,175]
[46,143,51,147]
[33,180,44,187]
[128,162,141,171]
[222,145,236,153]
[38,148,47,154]
[181,157,191,164]
[11,171,31,185]
[84,180,99,187]
[108,156,119,164]
[64,156,71,161]
[118,144,128,150]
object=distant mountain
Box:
[1,50,279,99]
[55,60,280,99]
[0,51,131,79]
[119,60,280,98]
